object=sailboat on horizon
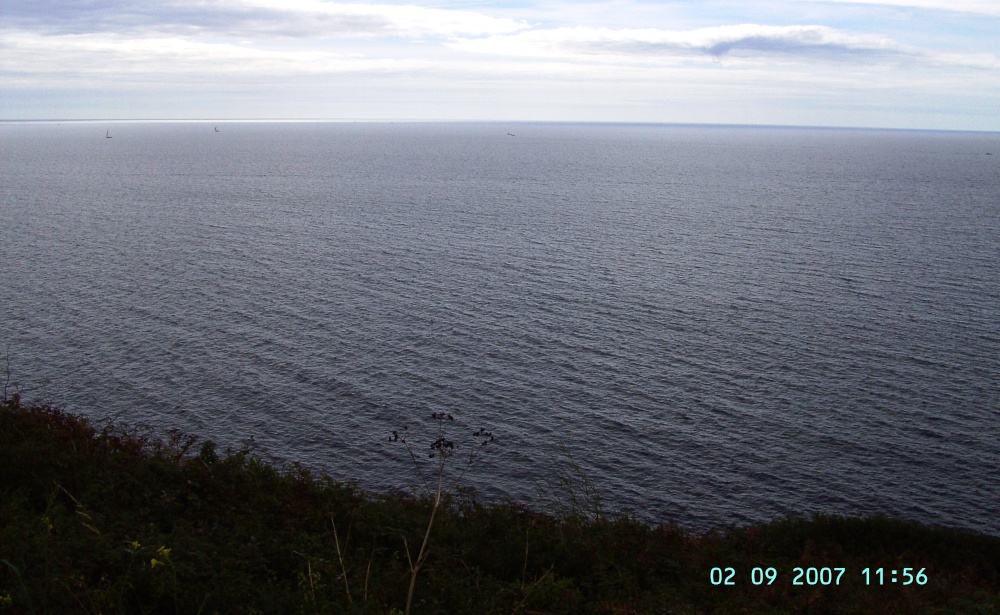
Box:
[106,130,112,139]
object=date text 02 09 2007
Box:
[710,567,928,586]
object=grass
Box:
[1,395,998,614]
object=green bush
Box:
[1,396,997,614]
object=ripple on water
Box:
[1,122,998,534]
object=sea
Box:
[1,121,998,535]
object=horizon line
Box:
[2,118,998,135]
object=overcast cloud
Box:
[1,0,997,129]
[800,0,1000,17]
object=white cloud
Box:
[450,24,904,61]
[0,32,430,80]
[2,0,531,38]
[448,23,1000,70]
[1,0,997,128]
[277,1,529,36]
[799,0,1000,17]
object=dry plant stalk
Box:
[390,413,495,615]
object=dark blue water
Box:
[2,121,998,534]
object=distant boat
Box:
[214,126,220,132]
[106,130,112,139]
[507,132,515,137]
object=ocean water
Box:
[1,121,998,534]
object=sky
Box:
[1,0,998,130]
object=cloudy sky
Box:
[2,0,998,130]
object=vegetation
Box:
[1,395,998,614]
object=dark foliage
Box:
[1,397,997,614]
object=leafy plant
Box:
[1,396,998,614]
